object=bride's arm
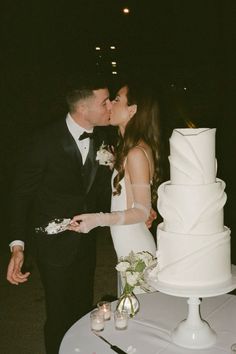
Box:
[69,148,152,233]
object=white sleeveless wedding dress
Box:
[110,162,157,295]
[110,174,156,258]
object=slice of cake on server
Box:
[152,128,231,287]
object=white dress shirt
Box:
[9,114,93,251]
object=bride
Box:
[69,80,162,292]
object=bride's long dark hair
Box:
[113,82,163,205]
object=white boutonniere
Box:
[96,142,114,169]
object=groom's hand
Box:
[7,246,30,285]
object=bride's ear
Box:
[128,104,137,119]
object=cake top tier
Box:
[169,128,217,184]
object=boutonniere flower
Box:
[96,142,114,169]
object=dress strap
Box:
[134,146,153,184]
[124,146,153,183]
[124,147,150,167]
[135,146,151,165]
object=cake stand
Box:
[146,265,236,350]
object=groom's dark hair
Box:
[66,72,108,113]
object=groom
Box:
[6,74,114,354]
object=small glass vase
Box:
[116,291,140,317]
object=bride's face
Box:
[109,86,136,132]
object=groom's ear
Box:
[77,101,89,115]
[73,101,86,115]
[128,104,137,119]
[79,101,86,112]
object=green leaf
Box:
[134,260,145,273]
[123,283,134,294]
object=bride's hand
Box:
[145,208,157,229]
[68,213,101,233]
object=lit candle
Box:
[90,309,105,332]
[114,310,128,330]
[97,301,111,320]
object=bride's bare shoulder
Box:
[126,146,148,164]
[128,143,151,159]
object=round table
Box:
[59,292,236,353]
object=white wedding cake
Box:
[152,128,231,287]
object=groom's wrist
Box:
[9,240,25,253]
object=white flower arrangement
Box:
[116,251,157,293]
[96,142,114,168]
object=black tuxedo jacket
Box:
[9,119,113,264]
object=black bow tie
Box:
[79,131,94,140]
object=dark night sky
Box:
[1,1,235,155]
[2,1,235,118]
[1,0,236,249]
[2,1,230,72]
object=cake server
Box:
[92,330,126,354]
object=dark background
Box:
[1,0,236,260]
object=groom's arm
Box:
[9,133,47,243]
[7,245,30,284]
[7,133,47,284]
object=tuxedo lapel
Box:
[59,120,83,170]
[82,138,98,194]
[82,126,113,194]
[82,127,111,194]
[57,123,110,194]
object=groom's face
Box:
[85,88,111,127]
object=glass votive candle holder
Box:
[231,343,236,353]
[114,310,129,330]
[90,309,105,332]
[97,301,111,320]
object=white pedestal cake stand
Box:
[147,265,236,350]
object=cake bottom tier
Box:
[156,223,231,287]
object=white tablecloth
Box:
[59,292,236,354]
